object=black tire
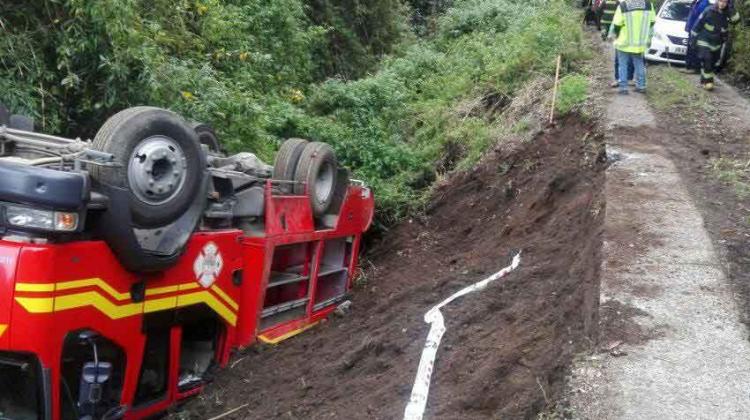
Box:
[273,138,308,193]
[9,114,34,131]
[91,107,206,228]
[191,122,222,153]
[293,142,338,217]
[0,103,9,126]
[327,167,351,216]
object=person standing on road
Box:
[601,0,635,87]
[691,0,740,90]
[610,0,656,94]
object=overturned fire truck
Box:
[0,106,374,420]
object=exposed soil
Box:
[598,299,665,348]
[175,117,606,419]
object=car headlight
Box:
[5,205,79,232]
[653,32,665,42]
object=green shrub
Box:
[730,28,750,80]
[305,0,410,79]
[0,0,322,161]
[0,0,586,226]
[287,0,587,223]
[556,74,589,115]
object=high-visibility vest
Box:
[611,0,656,53]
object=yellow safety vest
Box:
[611,0,656,54]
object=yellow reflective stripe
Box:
[15,283,55,292]
[705,24,714,31]
[16,279,205,300]
[211,285,239,311]
[14,287,237,326]
[16,278,131,301]
[145,284,180,296]
[144,296,178,312]
[640,9,651,46]
[145,282,198,297]
[56,278,130,301]
[15,296,55,313]
[625,12,635,47]
[258,322,319,345]
[0,324,7,338]
[177,291,237,326]
[54,292,142,318]
[697,40,721,51]
[179,282,200,291]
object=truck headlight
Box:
[6,205,79,231]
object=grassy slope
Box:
[289,0,589,224]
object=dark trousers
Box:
[698,46,718,83]
[686,35,699,70]
[614,53,635,81]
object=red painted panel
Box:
[1,181,374,419]
[0,243,20,349]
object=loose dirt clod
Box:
[177,116,605,419]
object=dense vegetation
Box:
[0,0,586,224]
[729,1,750,80]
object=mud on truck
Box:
[0,105,374,420]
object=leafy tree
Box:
[305,0,409,79]
[0,0,321,157]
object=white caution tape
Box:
[403,253,522,420]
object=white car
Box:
[645,0,693,64]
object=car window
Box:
[659,1,692,21]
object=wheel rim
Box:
[315,161,335,204]
[128,135,188,205]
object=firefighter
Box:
[685,0,710,71]
[691,0,739,90]
[610,0,656,94]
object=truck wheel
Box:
[192,122,222,153]
[273,138,308,193]
[91,107,206,228]
[327,167,351,216]
[293,142,338,217]
[9,114,34,131]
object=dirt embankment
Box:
[178,117,606,419]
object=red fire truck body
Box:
[0,182,373,420]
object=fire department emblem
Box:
[193,242,223,288]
